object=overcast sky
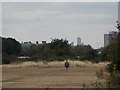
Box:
[2,2,118,49]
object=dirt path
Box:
[2,65,105,88]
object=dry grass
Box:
[2,60,109,88]
[2,60,109,68]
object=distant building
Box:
[70,42,74,46]
[104,31,118,47]
[77,37,81,46]
[81,42,84,45]
[42,41,46,44]
[21,41,34,47]
[104,34,109,47]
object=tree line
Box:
[20,38,99,62]
[2,24,120,67]
[2,37,101,64]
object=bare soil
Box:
[2,65,106,88]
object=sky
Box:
[0,2,1,36]
[2,2,118,49]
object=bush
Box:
[105,63,120,87]
[2,53,17,64]
[106,72,120,87]
[106,64,118,74]
[96,68,104,79]
[92,57,101,63]
[106,64,114,73]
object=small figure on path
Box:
[64,60,69,71]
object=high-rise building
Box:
[77,37,81,46]
[104,31,118,47]
[104,34,110,47]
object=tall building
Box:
[104,31,118,47]
[104,34,110,47]
[77,37,81,46]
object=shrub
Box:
[106,72,120,87]
[96,68,104,79]
[2,53,17,64]
[105,63,120,87]
[92,57,101,63]
[91,81,103,88]
[106,64,118,74]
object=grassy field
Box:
[2,60,109,88]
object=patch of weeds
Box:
[76,64,80,67]
[91,81,103,88]
[106,72,120,87]
[105,64,120,87]
[94,68,107,87]
[96,68,104,79]
[81,83,86,88]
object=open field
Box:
[2,61,108,88]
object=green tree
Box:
[115,22,120,71]
[49,38,72,58]
[30,38,73,61]
[2,37,21,56]
[2,53,17,64]
[73,45,98,61]
[2,37,21,64]
[104,22,120,72]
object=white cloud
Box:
[2,2,118,49]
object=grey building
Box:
[77,37,81,46]
[104,31,118,47]
[42,41,46,44]
[104,34,110,47]
[21,41,34,47]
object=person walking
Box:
[64,60,69,72]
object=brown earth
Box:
[2,64,107,88]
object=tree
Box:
[73,45,98,61]
[2,37,21,56]
[104,22,120,71]
[2,53,17,64]
[104,22,120,87]
[29,38,73,61]
[49,38,72,58]
[2,37,21,64]
[115,22,120,71]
